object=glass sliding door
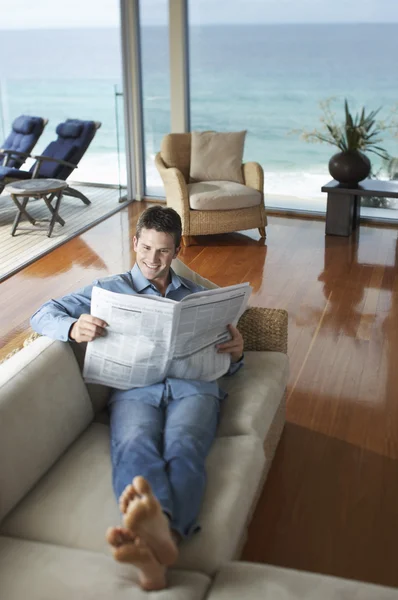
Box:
[140,0,171,197]
[0,2,125,189]
[188,1,398,219]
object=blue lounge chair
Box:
[0,115,47,169]
[0,119,101,204]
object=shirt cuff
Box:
[61,317,78,342]
[226,353,245,376]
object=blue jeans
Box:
[108,383,220,539]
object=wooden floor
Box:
[1,201,398,589]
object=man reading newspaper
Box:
[31,206,245,591]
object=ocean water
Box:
[1,24,398,202]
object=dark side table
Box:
[321,179,398,236]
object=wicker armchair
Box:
[155,133,268,246]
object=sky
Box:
[0,0,397,29]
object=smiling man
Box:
[30,206,244,591]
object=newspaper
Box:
[83,282,252,390]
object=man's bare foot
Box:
[106,527,167,591]
[119,476,179,567]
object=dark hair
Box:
[136,206,182,248]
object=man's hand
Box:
[69,314,108,343]
[216,324,244,363]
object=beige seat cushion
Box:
[189,130,246,184]
[218,351,288,443]
[94,352,288,449]
[1,423,265,576]
[0,536,210,600]
[210,562,398,599]
[188,181,262,211]
[0,423,119,551]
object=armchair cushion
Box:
[35,142,78,178]
[189,131,246,184]
[0,166,31,181]
[56,121,84,139]
[188,181,262,211]
[12,116,35,135]
[0,116,46,169]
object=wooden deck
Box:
[0,185,125,282]
[1,200,398,589]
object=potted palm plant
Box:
[300,98,392,186]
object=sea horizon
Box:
[1,23,397,204]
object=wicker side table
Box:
[5,178,68,237]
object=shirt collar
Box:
[131,263,189,294]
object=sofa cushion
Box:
[175,435,265,575]
[188,181,262,211]
[218,351,289,442]
[0,336,93,523]
[92,352,288,448]
[190,131,246,184]
[0,536,210,600]
[70,341,112,414]
[1,423,265,576]
[209,562,398,599]
[0,423,118,550]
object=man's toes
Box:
[106,526,135,547]
[106,526,123,546]
[119,483,137,513]
[123,497,148,530]
[111,535,148,564]
[112,543,137,563]
[133,476,151,496]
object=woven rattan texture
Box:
[237,307,288,354]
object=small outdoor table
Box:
[321,179,398,236]
[5,178,68,237]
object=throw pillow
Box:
[189,130,246,184]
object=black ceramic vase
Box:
[328,150,371,186]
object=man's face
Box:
[133,228,179,283]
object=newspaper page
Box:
[83,287,178,389]
[83,283,251,390]
[167,283,251,381]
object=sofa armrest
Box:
[242,161,264,193]
[155,153,191,225]
[0,335,93,522]
[237,307,288,354]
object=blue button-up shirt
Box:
[31,264,242,405]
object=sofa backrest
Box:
[0,336,94,523]
[69,341,112,415]
[172,257,219,290]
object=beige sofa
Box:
[0,261,396,599]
